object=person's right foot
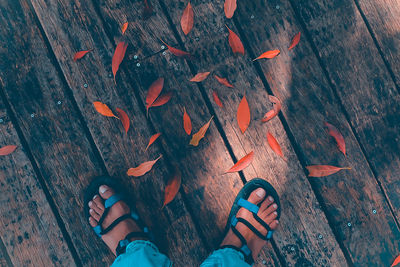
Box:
[220,188,279,260]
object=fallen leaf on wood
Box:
[288,32,301,50]
[112,41,128,83]
[190,72,210,82]
[226,25,244,55]
[306,165,351,177]
[146,77,164,114]
[145,133,161,151]
[215,75,234,88]
[162,168,182,208]
[253,49,280,61]
[151,92,173,107]
[212,90,223,107]
[93,102,118,118]
[224,0,237,19]
[181,2,194,35]
[190,116,213,146]
[127,155,162,177]
[262,95,281,122]
[237,96,250,134]
[0,145,17,156]
[143,0,153,19]
[267,132,286,160]
[324,122,346,156]
[74,49,92,61]
[161,39,192,58]
[183,107,192,135]
[226,151,254,173]
[116,108,130,133]
[391,255,400,267]
[122,22,128,34]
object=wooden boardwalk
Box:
[0,0,399,266]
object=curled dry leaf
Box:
[73,49,92,61]
[306,165,351,177]
[224,0,237,19]
[115,108,130,133]
[214,75,234,88]
[112,41,128,83]
[190,72,210,82]
[181,2,194,35]
[212,90,223,107]
[253,49,280,61]
[121,22,128,34]
[93,102,118,118]
[391,255,400,267]
[0,145,17,156]
[162,168,182,208]
[226,25,244,55]
[146,77,164,113]
[267,132,286,161]
[145,133,161,151]
[183,107,192,135]
[190,116,213,146]
[289,32,301,50]
[127,155,162,177]
[237,96,250,134]
[161,39,192,59]
[151,92,173,107]
[324,122,346,156]
[262,95,281,122]
[226,151,254,173]
[143,0,153,19]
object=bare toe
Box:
[89,208,100,221]
[89,217,98,227]
[99,185,115,199]
[92,195,104,211]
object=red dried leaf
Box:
[93,102,118,118]
[121,22,128,34]
[306,165,351,177]
[253,49,280,61]
[143,0,153,19]
[226,25,244,55]
[214,75,234,88]
[181,2,194,35]
[127,155,162,177]
[237,96,250,134]
[224,0,237,19]
[324,122,346,156]
[391,255,400,267]
[190,116,213,146]
[267,132,285,160]
[151,92,173,107]
[74,49,92,61]
[112,41,128,83]
[161,39,192,59]
[288,32,301,50]
[226,151,254,173]
[145,133,161,151]
[146,77,164,113]
[183,107,192,135]
[190,72,210,82]
[116,108,130,133]
[162,168,182,208]
[0,145,17,156]
[262,95,281,122]
[212,90,223,107]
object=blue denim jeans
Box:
[111,240,251,267]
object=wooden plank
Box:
[233,0,400,265]
[0,97,76,266]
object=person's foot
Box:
[88,185,146,255]
[220,188,279,261]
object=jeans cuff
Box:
[125,240,159,253]
[213,247,246,261]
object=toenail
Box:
[88,201,93,207]
[99,185,108,194]
[89,209,93,213]
[274,211,278,215]
[273,204,278,209]
[93,195,98,199]
[256,188,266,198]
[268,196,273,202]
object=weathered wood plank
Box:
[0,98,76,266]
[233,0,400,265]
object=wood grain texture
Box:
[234,0,400,265]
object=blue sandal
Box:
[220,178,281,265]
[84,176,152,256]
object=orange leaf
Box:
[121,22,128,34]
[306,165,351,177]
[212,90,223,107]
[145,133,161,151]
[183,107,192,135]
[237,96,250,134]
[143,0,153,19]
[161,39,192,59]
[112,41,128,83]
[151,92,173,107]
[127,155,162,177]
[93,102,118,118]
[288,32,301,50]
[262,95,281,122]
[146,77,164,112]
[162,168,182,208]
[253,49,280,61]
[226,25,244,55]
[73,49,92,61]
[116,108,130,133]
[391,255,400,267]
[214,75,234,88]
[224,0,237,19]
[190,116,213,146]
[324,122,346,156]
[226,151,254,173]
[190,72,210,82]
[0,145,17,156]
[181,2,194,35]
[267,132,285,160]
